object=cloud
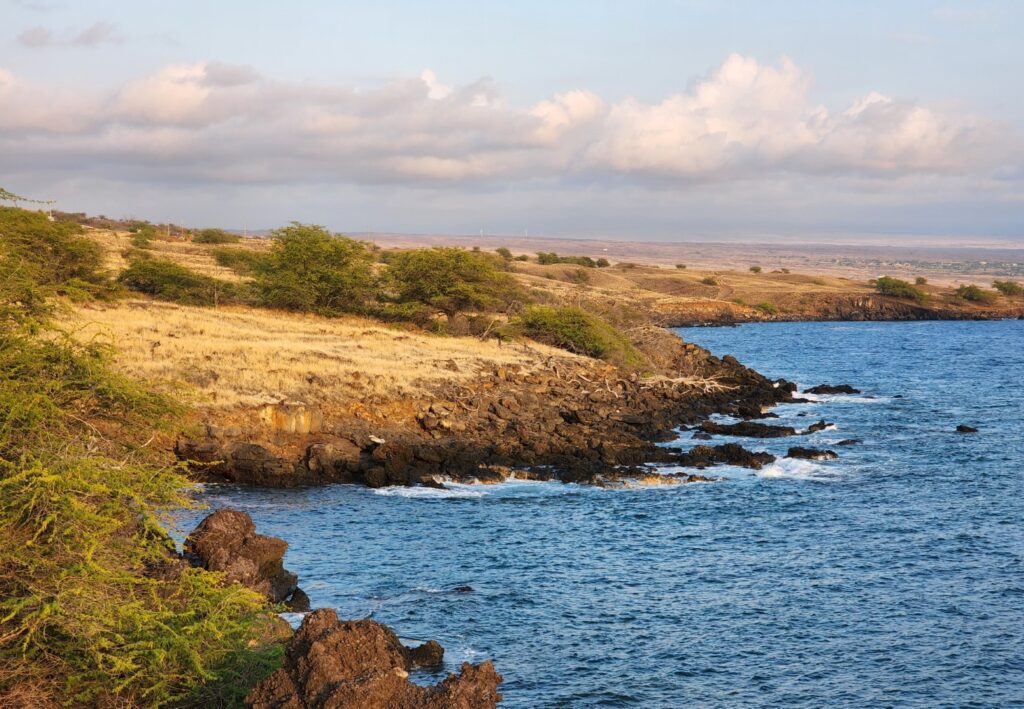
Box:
[0,55,1014,191]
[17,21,124,48]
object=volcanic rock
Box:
[786,447,839,460]
[245,609,502,708]
[700,420,797,438]
[956,424,979,433]
[185,509,303,605]
[805,384,861,395]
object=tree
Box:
[874,276,927,304]
[596,258,610,268]
[254,223,375,315]
[495,247,513,260]
[387,247,521,317]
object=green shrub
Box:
[130,232,153,249]
[749,265,762,273]
[495,247,513,260]
[516,305,642,366]
[754,302,779,315]
[700,276,718,286]
[675,264,686,269]
[875,276,927,304]
[513,254,529,262]
[386,247,522,317]
[596,257,610,268]
[0,209,281,705]
[571,268,590,285]
[536,251,597,268]
[955,284,997,304]
[194,228,241,244]
[119,259,243,306]
[993,280,1022,296]
[213,247,265,275]
[915,276,928,285]
[255,223,375,315]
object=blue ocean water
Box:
[185,320,1024,707]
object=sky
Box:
[1,0,1023,242]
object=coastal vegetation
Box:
[955,284,997,304]
[515,305,642,366]
[0,206,280,706]
[874,276,928,304]
[993,280,1022,296]
[193,227,241,244]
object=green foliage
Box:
[875,276,927,304]
[193,228,241,244]
[255,223,375,315]
[130,232,153,249]
[570,268,591,285]
[749,265,762,273]
[675,264,686,269]
[119,258,245,306]
[596,257,610,268]
[515,305,643,367]
[915,276,928,285]
[700,276,718,286]
[993,280,1022,296]
[0,208,281,704]
[1,207,109,325]
[386,247,523,317]
[213,247,265,276]
[513,254,529,262]
[754,302,779,315]
[495,247,513,260]
[536,251,597,267]
[955,284,997,304]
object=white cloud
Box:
[0,55,1013,190]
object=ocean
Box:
[185,320,1024,707]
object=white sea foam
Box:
[372,484,487,499]
[756,458,835,481]
[799,392,886,405]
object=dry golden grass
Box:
[64,299,580,421]
[87,228,269,283]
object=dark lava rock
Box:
[956,424,979,433]
[286,587,311,612]
[246,609,502,708]
[805,420,834,434]
[805,384,861,395]
[406,639,445,668]
[786,447,838,460]
[836,439,861,446]
[680,443,776,470]
[452,585,474,593]
[691,431,714,440]
[700,420,797,438]
[185,509,303,605]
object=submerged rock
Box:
[836,439,861,446]
[805,384,861,395]
[185,509,305,606]
[805,420,834,434]
[786,447,838,460]
[700,420,797,438]
[246,609,502,708]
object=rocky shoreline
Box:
[174,333,806,491]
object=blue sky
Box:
[2,0,1022,241]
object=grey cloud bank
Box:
[1,54,1021,239]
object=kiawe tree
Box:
[254,223,375,315]
[386,247,521,318]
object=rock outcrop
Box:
[805,384,861,395]
[175,338,799,489]
[185,509,308,610]
[700,420,798,438]
[246,609,502,709]
[956,424,979,433]
[786,447,838,460]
